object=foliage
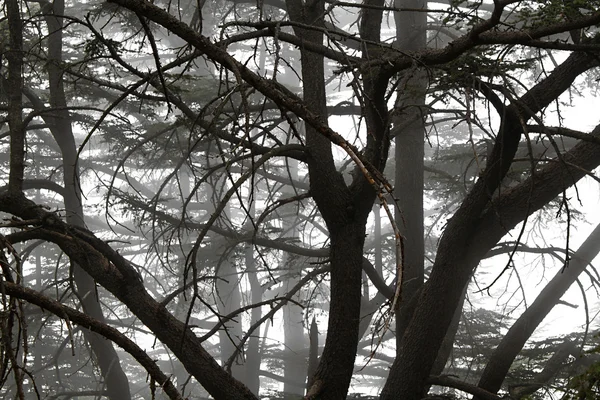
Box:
[1,0,600,400]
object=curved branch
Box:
[427,376,501,400]
[0,191,258,400]
[1,282,183,400]
[107,0,388,194]
[527,125,600,146]
[0,180,66,198]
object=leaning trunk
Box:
[476,222,600,396]
[44,2,131,398]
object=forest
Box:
[1,0,600,399]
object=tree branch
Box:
[0,191,258,400]
[1,282,183,400]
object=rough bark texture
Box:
[381,51,600,400]
[6,0,24,193]
[284,0,385,397]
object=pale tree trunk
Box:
[216,251,245,379]
[212,192,245,380]
[203,171,243,377]
[393,0,428,349]
[306,317,319,392]
[282,158,308,397]
[244,245,262,395]
[172,165,203,396]
[476,222,600,397]
[43,2,131,398]
[243,36,268,396]
[238,197,261,394]
[282,254,307,397]
[277,33,308,398]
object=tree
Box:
[1,0,600,399]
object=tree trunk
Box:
[306,317,319,392]
[284,0,375,397]
[283,257,308,397]
[215,240,245,379]
[393,0,428,346]
[245,256,262,395]
[44,3,131,398]
[431,284,467,376]
[6,0,24,194]
[381,52,600,400]
[476,222,600,396]
[309,225,368,398]
[283,160,307,397]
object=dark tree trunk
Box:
[309,224,368,398]
[381,51,600,400]
[284,0,383,397]
[6,0,24,194]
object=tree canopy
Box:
[1,0,600,399]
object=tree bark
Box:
[393,0,427,347]
[6,0,24,193]
[284,0,381,398]
[381,51,600,400]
